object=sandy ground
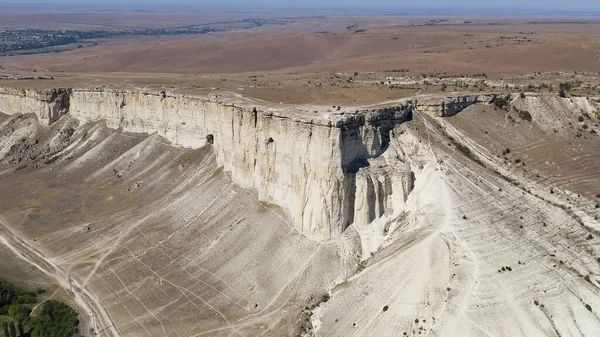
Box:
[0,114,359,336]
[0,10,599,337]
[1,92,599,336]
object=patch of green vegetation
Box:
[29,300,78,337]
[492,97,510,110]
[0,280,37,314]
[518,110,532,122]
[356,260,368,273]
[0,280,78,337]
[559,82,573,98]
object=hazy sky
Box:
[3,0,600,12]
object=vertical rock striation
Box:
[0,88,71,124]
[0,87,479,241]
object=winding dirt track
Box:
[0,217,120,337]
[0,215,120,337]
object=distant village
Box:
[0,27,218,55]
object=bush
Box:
[559,89,567,98]
[518,110,532,122]
[492,97,510,110]
[559,82,572,97]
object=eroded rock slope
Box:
[1,89,600,337]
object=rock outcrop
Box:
[416,94,497,117]
[0,88,71,124]
[0,87,479,241]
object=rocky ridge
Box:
[0,87,483,241]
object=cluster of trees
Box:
[492,97,510,110]
[0,280,78,337]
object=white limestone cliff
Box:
[0,88,70,124]
[416,94,498,117]
[0,87,479,242]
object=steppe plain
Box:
[0,9,600,337]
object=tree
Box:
[493,97,510,110]
[3,322,9,337]
[30,300,78,337]
[8,303,31,327]
[8,321,16,337]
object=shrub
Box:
[492,97,510,110]
[559,89,567,98]
[559,82,572,97]
[518,110,532,122]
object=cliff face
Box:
[0,88,71,124]
[0,87,473,241]
[417,94,497,117]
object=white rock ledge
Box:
[0,87,484,241]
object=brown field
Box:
[1,11,600,104]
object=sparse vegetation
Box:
[518,110,532,122]
[492,97,510,110]
[559,82,573,98]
